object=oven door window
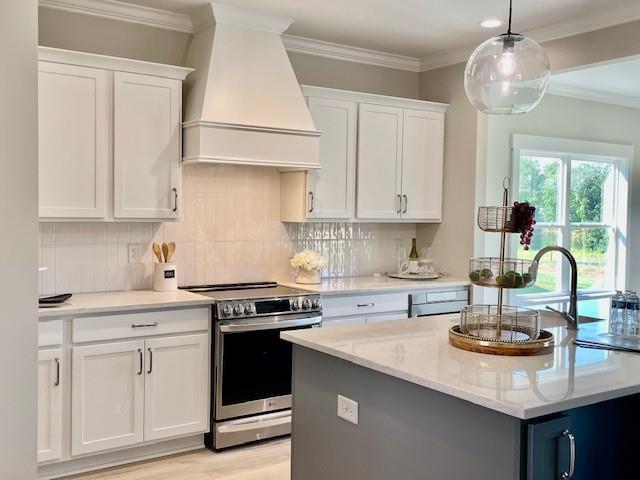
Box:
[220,326,306,406]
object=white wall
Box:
[476,93,640,293]
[0,1,39,478]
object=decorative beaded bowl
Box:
[469,257,537,289]
[460,304,541,342]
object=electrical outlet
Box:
[337,394,358,425]
[128,243,142,264]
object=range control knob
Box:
[291,299,300,310]
[312,297,322,309]
[233,304,243,316]
[302,298,312,310]
[221,304,232,317]
[244,303,255,315]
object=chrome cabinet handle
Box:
[54,358,60,386]
[357,303,375,308]
[172,187,178,212]
[131,322,158,329]
[308,191,314,213]
[402,194,408,214]
[561,429,576,479]
[396,194,402,214]
[147,348,153,374]
[137,349,143,375]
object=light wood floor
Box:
[65,439,291,480]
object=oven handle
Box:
[219,315,322,333]
[217,414,291,433]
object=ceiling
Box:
[552,57,640,101]
[122,0,640,62]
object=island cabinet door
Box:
[526,415,572,480]
[143,334,209,442]
[72,341,145,456]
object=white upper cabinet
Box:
[37,47,192,221]
[280,86,447,223]
[113,72,181,219]
[400,109,445,221]
[356,103,404,219]
[143,334,209,441]
[38,62,108,219]
[306,97,357,219]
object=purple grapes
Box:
[512,201,536,250]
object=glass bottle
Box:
[409,238,419,259]
[625,291,639,336]
[610,291,624,335]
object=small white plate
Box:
[387,272,441,280]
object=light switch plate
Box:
[128,243,142,264]
[337,394,358,425]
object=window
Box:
[511,135,631,318]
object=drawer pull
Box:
[357,303,375,308]
[561,429,576,479]
[131,322,159,329]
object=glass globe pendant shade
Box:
[464,34,551,114]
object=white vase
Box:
[295,269,321,284]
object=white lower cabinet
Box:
[71,340,145,455]
[71,333,209,456]
[144,334,209,441]
[321,292,409,327]
[38,348,63,463]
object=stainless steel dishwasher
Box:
[409,287,469,317]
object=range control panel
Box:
[216,295,322,319]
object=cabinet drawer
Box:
[322,293,408,318]
[73,307,209,343]
[39,320,63,347]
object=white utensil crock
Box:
[153,263,177,291]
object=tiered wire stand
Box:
[449,179,554,356]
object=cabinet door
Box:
[37,349,62,463]
[400,109,444,221]
[322,316,367,328]
[144,334,209,441]
[356,103,403,219]
[527,415,571,480]
[72,341,145,455]
[366,312,409,324]
[113,72,181,219]
[38,62,108,219]
[306,97,357,219]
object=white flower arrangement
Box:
[290,249,326,272]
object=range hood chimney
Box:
[183,2,320,169]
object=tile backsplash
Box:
[39,164,416,295]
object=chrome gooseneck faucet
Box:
[533,246,579,330]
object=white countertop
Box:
[38,290,214,320]
[282,315,640,419]
[280,275,470,295]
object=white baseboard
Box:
[38,434,205,479]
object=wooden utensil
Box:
[152,243,163,263]
[162,243,169,264]
[166,242,176,262]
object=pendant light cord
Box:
[507,0,513,38]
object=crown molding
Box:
[282,35,421,72]
[39,0,194,33]
[419,2,640,72]
[39,0,640,73]
[548,83,640,109]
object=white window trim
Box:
[510,134,632,307]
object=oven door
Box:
[215,313,321,420]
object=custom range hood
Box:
[183,2,320,169]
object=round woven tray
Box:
[449,325,554,356]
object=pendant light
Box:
[464,0,551,114]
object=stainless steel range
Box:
[181,282,322,449]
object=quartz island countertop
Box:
[282,314,640,419]
[38,290,214,320]
[279,275,470,295]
